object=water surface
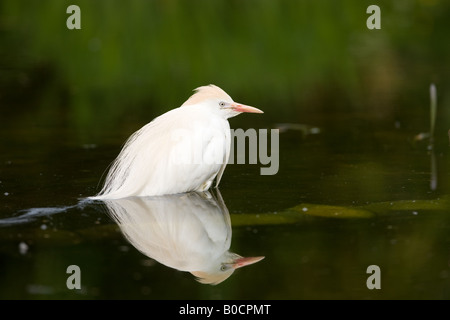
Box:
[1,0,450,300]
[1,114,449,299]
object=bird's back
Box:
[91,105,230,199]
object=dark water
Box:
[1,114,449,300]
[1,0,450,301]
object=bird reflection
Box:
[101,189,264,285]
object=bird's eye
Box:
[220,264,227,271]
[219,101,226,107]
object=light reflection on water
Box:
[1,0,450,300]
[100,190,264,285]
[0,116,449,299]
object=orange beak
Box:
[232,256,265,269]
[231,103,264,114]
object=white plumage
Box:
[91,84,262,200]
[102,190,264,285]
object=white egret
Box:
[91,84,263,200]
[102,190,264,285]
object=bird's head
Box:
[191,252,265,285]
[182,84,263,119]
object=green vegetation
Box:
[1,0,449,140]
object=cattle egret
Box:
[103,190,264,285]
[91,84,263,200]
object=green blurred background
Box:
[1,0,450,300]
[2,0,449,141]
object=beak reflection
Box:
[101,189,264,285]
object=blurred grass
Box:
[1,1,450,300]
[0,0,449,140]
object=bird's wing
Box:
[94,109,179,199]
[215,126,230,188]
[95,105,231,198]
